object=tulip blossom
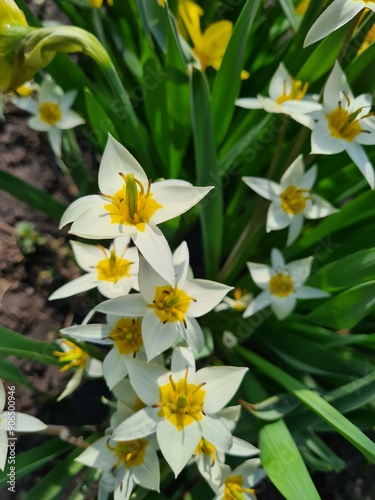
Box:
[304,0,375,47]
[110,354,248,477]
[243,248,329,320]
[214,458,266,500]
[236,63,321,128]
[60,135,213,285]
[0,379,47,470]
[242,155,337,245]
[96,242,232,360]
[49,237,139,301]
[310,61,375,189]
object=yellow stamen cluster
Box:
[107,438,148,469]
[195,438,216,464]
[223,475,256,500]
[53,340,88,372]
[157,369,206,430]
[232,288,249,311]
[326,102,364,142]
[88,0,113,8]
[96,247,132,283]
[103,174,162,232]
[39,102,62,126]
[276,79,309,105]
[109,318,143,355]
[269,273,294,298]
[149,285,195,326]
[280,185,310,215]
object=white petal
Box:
[28,115,51,132]
[98,135,148,195]
[246,262,272,290]
[183,280,233,317]
[281,100,322,115]
[75,436,114,470]
[295,286,330,299]
[99,473,116,500]
[98,279,134,299]
[103,348,129,390]
[132,444,160,491]
[157,419,201,477]
[70,240,105,271]
[289,112,316,129]
[200,414,233,452]
[173,241,190,286]
[269,63,291,99]
[267,202,291,231]
[229,436,259,457]
[310,120,346,155]
[126,358,166,405]
[171,345,196,372]
[270,294,296,320]
[194,366,248,414]
[304,0,363,47]
[232,458,265,487]
[12,97,38,114]
[181,316,204,353]
[39,78,61,104]
[48,128,62,157]
[59,195,106,229]
[69,207,135,239]
[112,407,159,441]
[280,155,305,187]
[48,273,97,300]
[271,248,285,269]
[60,323,112,344]
[0,382,5,412]
[346,142,375,189]
[57,368,84,401]
[0,430,7,470]
[85,357,103,377]
[242,291,270,318]
[132,225,175,286]
[242,176,280,201]
[138,257,168,303]
[196,453,222,493]
[60,89,78,111]
[357,117,375,145]
[141,310,179,361]
[96,294,148,317]
[323,60,354,109]
[288,256,313,287]
[217,405,241,429]
[114,467,133,500]
[301,164,317,189]
[7,412,47,432]
[235,97,263,109]
[286,214,304,246]
[58,110,85,129]
[150,185,214,225]
[305,194,338,219]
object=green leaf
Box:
[211,0,262,145]
[260,419,321,500]
[0,355,34,389]
[0,438,72,487]
[0,171,66,222]
[238,347,375,462]
[240,393,300,421]
[190,69,222,278]
[84,87,119,152]
[278,0,300,31]
[307,281,375,329]
[0,327,60,365]
[298,429,345,473]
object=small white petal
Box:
[57,110,85,129]
[49,274,97,300]
[12,97,38,114]
[96,294,148,317]
[270,294,296,320]
[39,78,61,104]
[126,358,166,405]
[242,291,270,318]
[132,444,160,491]
[60,89,78,111]
[112,407,159,441]
[75,436,114,470]
[295,286,330,299]
[60,323,112,344]
[85,358,103,377]
[246,262,272,290]
[311,121,346,155]
[181,316,204,353]
[173,241,190,286]
[57,368,84,401]
[301,164,317,190]
[305,194,338,219]
[200,414,233,452]
[184,280,233,318]
[269,63,291,100]
[0,382,5,412]
[286,214,304,246]
[142,310,179,361]
[346,142,375,189]
[235,97,263,109]
[114,467,133,500]
[7,412,47,432]
[28,115,51,131]
[138,257,168,304]
[59,195,105,229]
[229,436,259,457]
[171,345,196,372]
[267,202,291,231]
[242,177,280,201]
[103,348,129,390]
[288,256,314,287]
[271,248,285,269]
[280,155,305,187]
[48,128,63,157]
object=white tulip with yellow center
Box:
[214,458,266,500]
[75,432,160,500]
[96,241,232,360]
[0,379,47,470]
[235,63,322,128]
[243,248,329,320]
[215,288,253,313]
[49,237,139,301]
[310,61,375,189]
[60,135,213,285]
[304,0,375,47]
[12,78,85,156]
[242,155,337,246]
[110,352,248,477]
[61,314,144,390]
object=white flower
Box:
[61,314,145,390]
[304,0,375,47]
[243,248,330,320]
[49,237,139,301]
[96,242,232,360]
[242,155,337,245]
[235,63,322,128]
[59,135,213,285]
[110,354,248,477]
[53,339,103,401]
[215,288,253,312]
[310,61,375,189]
[0,379,47,470]
[12,77,85,156]
[222,331,238,349]
[75,433,160,500]
[214,458,266,500]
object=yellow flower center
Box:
[224,475,256,500]
[195,438,216,464]
[107,438,148,469]
[53,340,88,372]
[231,288,249,311]
[280,185,310,215]
[157,370,206,431]
[294,0,310,16]
[276,79,309,104]
[326,102,364,142]
[149,285,196,326]
[103,174,162,232]
[39,102,62,126]
[109,318,143,355]
[96,248,132,283]
[269,273,294,298]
